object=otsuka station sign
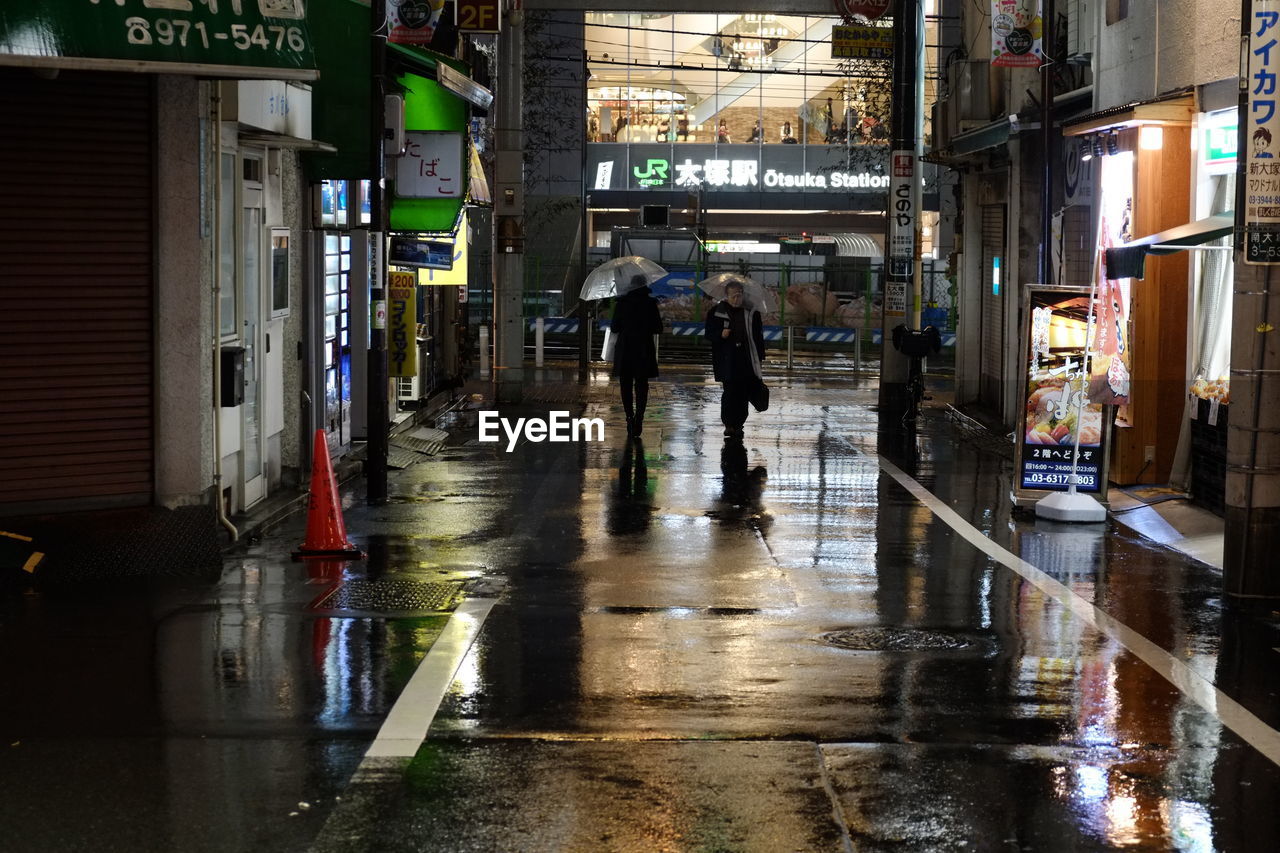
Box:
[587,142,906,196]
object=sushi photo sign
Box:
[1013,284,1113,505]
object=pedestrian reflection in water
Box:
[712,438,770,534]
[606,438,652,536]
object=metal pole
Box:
[535,316,545,367]
[578,49,590,384]
[878,0,921,422]
[1039,0,1056,285]
[787,325,794,370]
[366,0,388,505]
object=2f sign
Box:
[456,0,501,33]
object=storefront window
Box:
[585,13,883,150]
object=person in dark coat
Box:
[611,275,663,437]
[704,278,765,439]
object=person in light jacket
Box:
[611,275,663,437]
[704,279,765,439]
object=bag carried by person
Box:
[750,380,769,412]
[601,327,616,362]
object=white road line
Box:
[876,453,1280,768]
[363,596,495,758]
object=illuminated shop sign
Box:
[0,0,316,78]
[588,143,893,194]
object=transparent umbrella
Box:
[579,256,667,301]
[696,273,773,313]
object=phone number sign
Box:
[0,1,316,79]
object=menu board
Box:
[1016,285,1110,496]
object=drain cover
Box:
[820,627,971,652]
[316,579,463,613]
[391,436,445,455]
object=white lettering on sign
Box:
[888,148,916,258]
[396,131,464,199]
[667,157,887,191]
[477,411,606,451]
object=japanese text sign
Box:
[395,132,463,199]
[831,25,893,60]
[1018,286,1108,494]
[0,0,316,78]
[1246,1,1280,263]
[387,271,418,378]
[991,1,1043,68]
[387,0,445,46]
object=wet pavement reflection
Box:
[3,366,1280,851]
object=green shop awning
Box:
[302,0,469,188]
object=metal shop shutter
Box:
[0,70,154,512]
[979,204,1006,411]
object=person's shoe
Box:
[625,416,635,436]
[732,427,745,439]
[724,426,735,437]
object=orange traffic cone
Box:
[293,430,364,559]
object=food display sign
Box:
[1016,286,1110,496]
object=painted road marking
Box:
[875,453,1280,768]
[363,596,495,758]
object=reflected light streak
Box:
[1074,764,1108,802]
[979,567,992,628]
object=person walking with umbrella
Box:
[611,274,663,438]
[704,278,765,439]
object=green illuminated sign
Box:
[633,159,669,187]
[0,0,316,78]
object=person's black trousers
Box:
[720,377,751,429]
[619,374,649,423]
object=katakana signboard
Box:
[1246,0,1280,264]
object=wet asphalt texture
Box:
[2,365,1279,852]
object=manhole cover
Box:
[820,627,971,651]
[315,579,463,613]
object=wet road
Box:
[3,366,1280,851]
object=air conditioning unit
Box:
[396,375,420,402]
[951,60,995,131]
[1066,0,1096,61]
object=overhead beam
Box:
[527,0,838,13]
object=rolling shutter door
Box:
[979,204,1006,411]
[0,71,154,511]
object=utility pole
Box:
[1039,0,1055,285]
[366,0,389,504]
[493,1,525,404]
[878,0,922,421]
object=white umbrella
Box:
[696,273,773,313]
[579,256,667,301]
